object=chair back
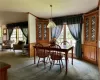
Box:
[49,44,62,60]
[35,43,49,58]
[61,41,71,46]
[35,43,44,57]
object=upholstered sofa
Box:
[2,40,13,50]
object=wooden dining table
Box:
[33,44,73,74]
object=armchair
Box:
[13,41,25,53]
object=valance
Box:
[6,21,28,29]
[52,14,83,25]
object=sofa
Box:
[13,41,25,53]
[2,40,13,50]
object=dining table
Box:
[33,44,73,74]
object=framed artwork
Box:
[3,28,7,35]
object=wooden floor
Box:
[0,50,100,80]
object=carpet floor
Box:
[0,51,100,80]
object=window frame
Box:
[10,27,25,43]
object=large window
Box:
[10,27,25,43]
[57,25,76,53]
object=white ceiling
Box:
[0,0,99,25]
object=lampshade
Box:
[47,5,56,28]
[47,20,56,28]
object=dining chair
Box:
[60,40,71,61]
[35,43,50,68]
[49,44,64,71]
[61,40,71,45]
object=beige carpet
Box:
[0,51,100,80]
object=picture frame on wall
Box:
[3,28,7,35]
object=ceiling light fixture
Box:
[47,5,56,28]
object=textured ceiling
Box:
[0,0,99,25]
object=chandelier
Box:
[47,5,56,28]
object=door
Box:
[84,45,90,59]
[90,46,96,62]
[90,14,98,46]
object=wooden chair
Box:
[35,43,50,68]
[61,41,71,60]
[49,44,63,71]
[61,41,71,46]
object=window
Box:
[56,25,64,44]
[57,25,76,53]
[10,27,25,43]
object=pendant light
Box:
[47,5,56,28]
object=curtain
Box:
[68,24,82,59]
[6,21,28,43]
[6,21,28,28]
[20,28,28,44]
[53,14,83,25]
[52,14,83,59]
[8,28,13,40]
[51,25,63,39]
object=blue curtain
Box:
[68,24,82,59]
[52,14,83,59]
[51,25,63,39]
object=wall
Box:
[28,14,36,43]
[81,24,84,53]
[81,24,84,44]
[28,13,36,57]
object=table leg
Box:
[65,51,68,74]
[72,47,73,65]
[34,47,36,64]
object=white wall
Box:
[0,26,2,43]
[28,14,36,43]
[82,24,84,44]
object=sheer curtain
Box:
[68,24,82,59]
[51,25,63,39]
